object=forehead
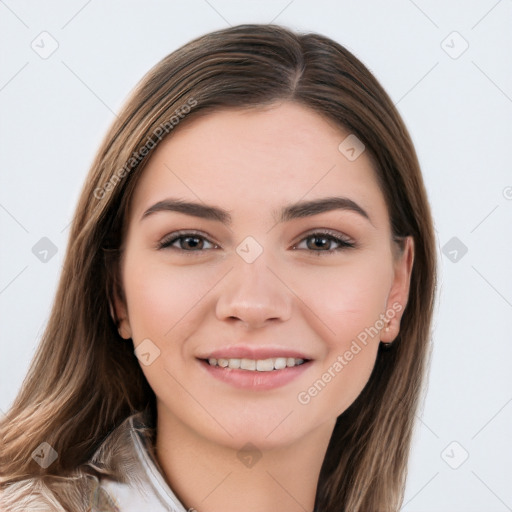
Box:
[129,102,388,228]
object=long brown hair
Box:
[0,24,436,511]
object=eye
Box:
[157,231,218,252]
[157,230,355,254]
[293,230,355,254]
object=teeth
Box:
[256,359,274,371]
[207,357,306,371]
[241,358,256,370]
[274,357,287,370]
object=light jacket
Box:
[0,411,189,512]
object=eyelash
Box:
[156,230,356,255]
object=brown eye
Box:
[157,232,217,251]
[294,231,355,254]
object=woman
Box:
[0,24,436,512]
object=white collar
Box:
[96,411,189,512]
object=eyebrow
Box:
[140,196,374,226]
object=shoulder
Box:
[90,410,188,512]
[88,409,168,511]
[0,471,100,512]
[0,410,180,512]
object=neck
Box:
[154,406,335,512]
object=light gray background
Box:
[1,1,511,510]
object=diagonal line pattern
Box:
[401,472,439,509]
[472,61,512,104]
[269,0,295,24]
[415,413,439,438]
[200,471,233,503]
[471,0,503,30]
[61,61,118,117]
[470,204,499,233]
[203,0,231,26]
[0,203,29,232]
[471,265,512,308]
[61,0,93,29]
[471,396,512,439]
[395,62,439,105]
[471,471,512,511]
[0,0,29,28]
[0,62,29,92]
[408,0,439,28]
[265,410,294,438]
[60,220,72,233]
[0,266,29,295]
[266,470,310,511]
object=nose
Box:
[215,254,293,329]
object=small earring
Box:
[381,321,394,350]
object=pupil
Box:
[184,237,201,249]
[309,236,328,250]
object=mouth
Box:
[200,356,310,372]
[196,356,313,390]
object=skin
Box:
[113,101,414,512]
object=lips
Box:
[195,345,314,390]
[196,346,312,361]
[198,357,313,390]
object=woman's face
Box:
[114,101,413,450]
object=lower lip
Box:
[197,359,313,390]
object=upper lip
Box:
[197,345,312,361]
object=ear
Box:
[381,236,414,343]
[109,281,133,340]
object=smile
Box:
[206,357,307,371]
[198,357,313,390]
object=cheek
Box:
[122,254,216,339]
[121,256,216,398]
[291,260,391,414]
[290,256,392,342]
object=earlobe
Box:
[109,285,132,340]
[117,321,133,340]
[381,236,415,344]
